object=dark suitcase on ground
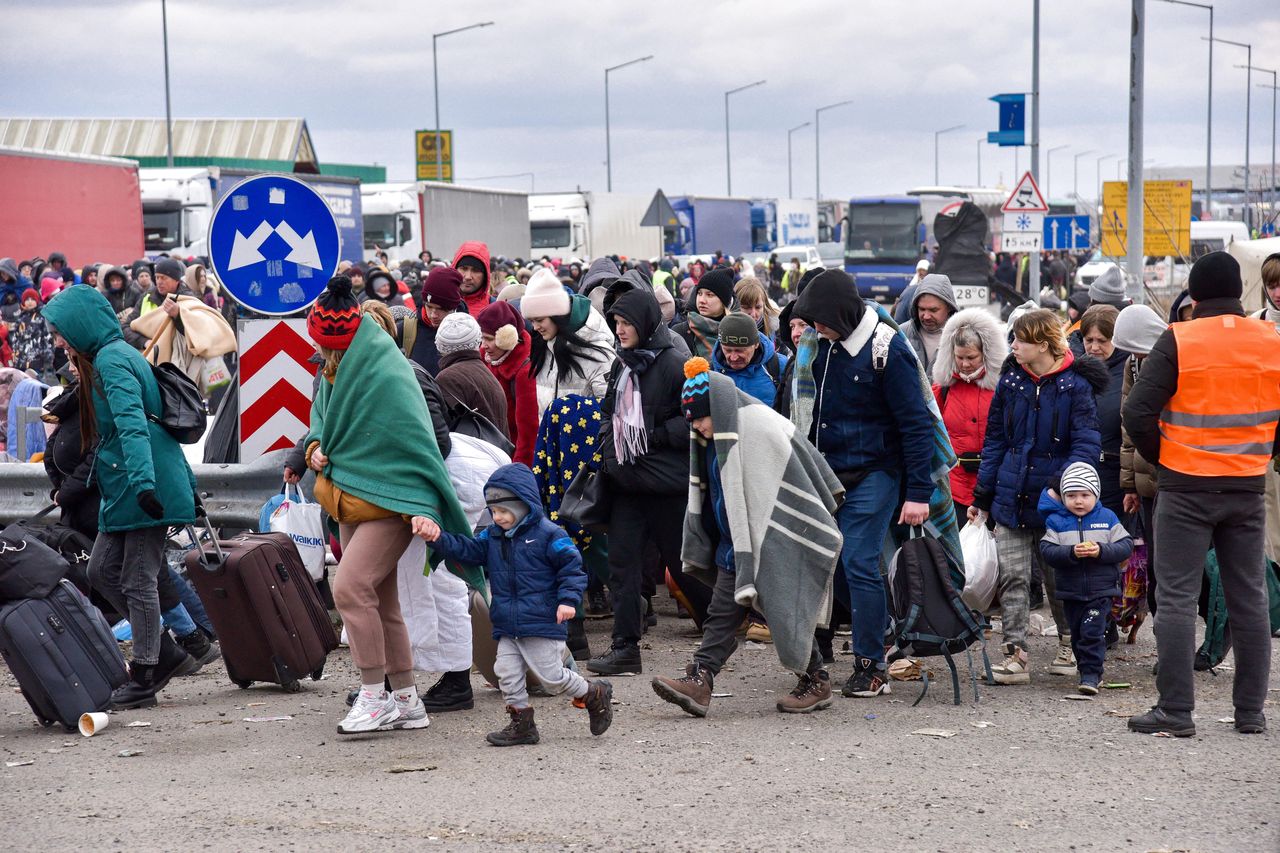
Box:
[184,521,336,692]
[0,580,129,730]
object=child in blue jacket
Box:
[414,462,613,746]
[1038,461,1134,695]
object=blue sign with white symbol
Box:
[1043,214,1091,250]
[987,93,1026,147]
[208,174,341,315]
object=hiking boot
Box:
[584,589,611,619]
[651,664,713,717]
[586,642,642,676]
[338,689,399,734]
[1234,710,1266,735]
[175,629,220,672]
[1077,676,1100,696]
[420,669,474,712]
[567,617,592,662]
[391,691,431,730]
[486,706,539,746]
[1128,706,1195,737]
[842,657,892,698]
[110,662,159,710]
[1047,641,1077,676]
[745,617,773,644]
[991,643,1031,685]
[582,679,614,735]
[777,669,833,713]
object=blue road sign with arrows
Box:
[208,174,341,315]
[1043,214,1091,251]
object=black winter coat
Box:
[41,384,99,538]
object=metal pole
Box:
[161,0,173,167]
[933,124,965,185]
[787,122,810,199]
[432,22,495,184]
[1209,38,1253,228]
[1242,72,1277,231]
[1127,0,1146,303]
[1030,0,1041,304]
[977,138,982,186]
[1156,2,1213,216]
[1073,150,1095,202]
[815,101,853,202]
[604,55,653,193]
[1046,145,1068,200]
[725,80,766,196]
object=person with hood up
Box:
[931,307,1008,517]
[453,241,494,317]
[673,266,735,360]
[901,273,958,376]
[183,263,218,309]
[0,258,31,308]
[970,308,1107,685]
[520,268,615,419]
[402,266,465,376]
[130,259,153,292]
[42,285,201,710]
[434,312,509,439]
[477,300,538,465]
[792,269,935,699]
[415,463,613,745]
[39,272,64,304]
[892,258,932,323]
[362,268,406,309]
[12,288,55,378]
[98,265,141,315]
[586,287,705,677]
[710,312,786,408]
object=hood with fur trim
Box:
[998,349,1111,395]
[931,307,1007,390]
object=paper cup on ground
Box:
[79,711,110,737]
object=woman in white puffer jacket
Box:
[520,268,616,419]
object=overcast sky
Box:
[5,0,1279,201]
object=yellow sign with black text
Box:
[415,130,453,182]
[1100,180,1192,258]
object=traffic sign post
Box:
[416,130,453,181]
[1043,214,1090,250]
[207,174,341,316]
[1002,170,1050,214]
[1100,180,1192,258]
[238,319,317,461]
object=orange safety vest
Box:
[1157,314,1280,477]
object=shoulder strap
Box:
[871,322,895,375]
[402,315,417,357]
[763,351,780,386]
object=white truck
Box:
[139,167,364,263]
[527,191,663,260]
[361,182,530,264]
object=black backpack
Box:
[886,528,992,705]
[147,362,206,444]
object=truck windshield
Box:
[143,209,181,252]
[845,203,920,265]
[531,220,571,250]
[363,214,400,250]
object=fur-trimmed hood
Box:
[997,350,1110,395]
[931,307,1007,390]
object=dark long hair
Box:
[528,315,611,381]
[73,352,98,454]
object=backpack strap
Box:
[871,322,895,375]
[402,314,417,358]
[763,351,781,388]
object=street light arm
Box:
[727,80,767,96]
[1156,0,1212,10]
[434,21,494,38]
[606,55,654,74]
[788,121,812,133]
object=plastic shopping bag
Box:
[959,519,998,613]
[269,487,326,581]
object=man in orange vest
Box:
[1123,251,1280,737]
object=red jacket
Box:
[933,377,993,506]
[486,331,538,465]
[453,241,493,317]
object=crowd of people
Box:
[5,236,1279,744]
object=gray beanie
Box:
[1088,266,1127,307]
[717,312,759,346]
[154,256,185,281]
[435,311,482,355]
[1111,304,1167,356]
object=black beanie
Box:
[695,267,735,311]
[1187,251,1242,302]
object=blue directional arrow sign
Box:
[208,174,341,315]
[1043,214,1091,251]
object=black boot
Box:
[176,629,221,671]
[644,597,657,630]
[421,669,475,712]
[582,679,614,735]
[486,706,539,746]
[151,631,198,693]
[567,616,592,662]
[584,588,611,619]
[110,662,159,710]
[585,642,642,676]
[1029,580,1045,610]
[1128,705,1196,737]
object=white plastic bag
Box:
[959,519,999,613]
[269,486,326,581]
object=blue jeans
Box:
[836,469,900,668]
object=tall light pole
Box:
[1208,37,1251,227]
[1046,144,1069,199]
[1072,149,1096,201]
[933,124,965,185]
[1157,1,1213,216]
[1096,153,1118,208]
[1238,65,1276,231]
[815,100,853,201]
[604,55,653,192]
[725,80,766,195]
[1127,0,1146,303]
[1030,0,1042,304]
[161,0,173,167]
[976,138,984,186]
[432,21,494,183]
[787,122,811,199]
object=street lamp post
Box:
[933,124,965,185]
[1208,37,1251,227]
[815,100,853,201]
[1157,1,1213,215]
[433,21,494,183]
[1046,145,1069,199]
[787,122,811,199]
[725,80,766,195]
[976,138,984,186]
[161,0,173,167]
[1095,153,1118,209]
[1072,149,1096,201]
[1237,65,1277,231]
[604,55,653,192]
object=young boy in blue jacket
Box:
[1038,462,1134,695]
[413,463,613,746]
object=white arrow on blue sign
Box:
[208,174,341,315]
[1043,214,1091,251]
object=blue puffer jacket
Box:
[430,463,585,641]
[1037,489,1133,601]
[711,336,787,407]
[973,352,1107,529]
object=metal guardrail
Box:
[0,449,291,529]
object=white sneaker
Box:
[337,690,400,734]
[1047,642,1077,676]
[392,693,431,730]
[991,644,1031,685]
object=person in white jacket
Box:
[520,268,616,420]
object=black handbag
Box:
[445,392,515,456]
[148,362,207,445]
[558,467,612,533]
[0,509,72,602]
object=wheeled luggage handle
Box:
[187,496,226,569]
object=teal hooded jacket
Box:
[42,286,197,532]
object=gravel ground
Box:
[0,598,1275,852]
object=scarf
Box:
[956,366,985,384]
[789,326,819,439]
[611,365,648,464]
[1266,305,1280,330]
[686,312,721,359]
[616,342,658,374]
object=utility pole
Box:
[1127,0,1146,303]
[433,21,494,184]
[787,122,810,199]
[1209,37,1251,227]
[604,55,653,192]
[1029,0,1041,305]
[815,100,853,202]
[725,80,766,196]
[1156,2,1213,217]
[161,0,173,167]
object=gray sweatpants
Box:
[495,636,589,710]
[994,525,1069,650]
[1154,490,1271,714]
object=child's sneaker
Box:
[582,679,614,735]
[1047,641,1077,676]
[991,643,1031,685]
[392,691,431,730]
[841,657,891,698]
[1077,676,1100,696]
[337,689,399,734]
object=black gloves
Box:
[137,489,166,520]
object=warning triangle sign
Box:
[1001,171,1049,213]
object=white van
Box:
[1144,220,1250,289]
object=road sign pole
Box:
[1127,0,1146,303]
[1029,0,1041,305]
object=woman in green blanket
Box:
[303,275,476,736]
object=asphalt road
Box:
[0,598,1276,852]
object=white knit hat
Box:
[1060,461,1101,499]
[435,311,482,355]
[519,268,570,319]
[1111,304,1167,356]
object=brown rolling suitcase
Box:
[185,514,337,692]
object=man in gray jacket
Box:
[902,273,958,374]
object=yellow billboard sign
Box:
[415,130,453,182]
[1100,180,1192,258]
